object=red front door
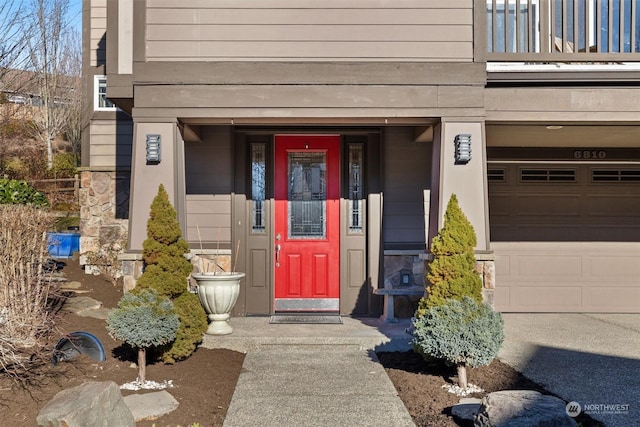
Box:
[274,135,340,312]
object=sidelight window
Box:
[347,143,364,232]
[251,143,266,233]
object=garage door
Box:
[488,163,640,313]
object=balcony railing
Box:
[487,0,640,61]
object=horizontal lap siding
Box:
[89,119,133,169]
[90,1,106,66]
[145,0,473,62]
[184,127,233,248]
[383,127,431,247]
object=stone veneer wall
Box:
[79,170,129,266]
[80,170,236,293]
[383,252,496,319]
[383,253,426,318]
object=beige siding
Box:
[185,195,232,245]
[89,119,133,168]
[382,127,431,247]
[90,0,106,66]
[184,126,233,248]
[486,87,640,122]
[132,84,485,120]
[145,0,473,62]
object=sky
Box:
[69,0,81,34]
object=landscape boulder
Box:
[36,381,135,427]
[474,390,577,427]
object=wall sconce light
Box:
[146,134,161,163]
[454,134,472,164]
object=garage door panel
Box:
[511,225,583,241]
[589,255,640,278]
[587,194,640,214]
[493,242,640,312]
[494,287,510,308]
[514,194,581,216]
[585,287,640,312]
[489,195,510,215]
[489,162,640,313]
[495,253,511,276]
[517,254,582,277]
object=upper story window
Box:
[94,75,115,110]
[487,0,640,56]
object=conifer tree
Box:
[106,288,179,382]
[412,297,504,388]
[417,194,482,316]
[134,184,207,363]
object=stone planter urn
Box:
[192,272,245,335]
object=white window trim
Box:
[94,75,116,111]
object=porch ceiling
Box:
[486,124,640,148]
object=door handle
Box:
[275,244,281,267]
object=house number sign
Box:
[573,150,607,160]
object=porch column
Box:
[430,120,490,250]
[128,120,183,251]
[429,120,494,302]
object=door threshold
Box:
[269,314,343,325]
[274,298,339,312]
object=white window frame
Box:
[94,75,116,111]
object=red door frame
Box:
[274,135,340,311]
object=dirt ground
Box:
[0,259,604,427]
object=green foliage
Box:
[106,288,179,350]
[134,184,207,362]
[0,178,48,206]
[142,185,192,271]
[51,152,77,177]
[52,215,79,232]
[412,297,504,369]
[160,292,209,364]
[417,194,481,316]
[2,157,28,178]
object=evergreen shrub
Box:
[133,184,207,363]
[417,194,482,317]
[106,288,179,382]
[412,296,504,388]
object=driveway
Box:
[498,313,640,427]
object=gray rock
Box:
[123,390,179,421]
[37,381,135,427]
[77,306,112,320]
[62,296,102,314]
[474,390,577,427]
[452,397,482,421]
[59,280,82,290]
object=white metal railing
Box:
[487,0,640,61]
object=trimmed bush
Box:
[412,296,504,388]
[161,292,208,363]
[106,288,179,382]
[51,152,77,178]
[0,178,48,206]
[133,184,207,363]
[417,194,481,316]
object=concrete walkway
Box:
[499,313,640,427]
[201,317,416,427]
